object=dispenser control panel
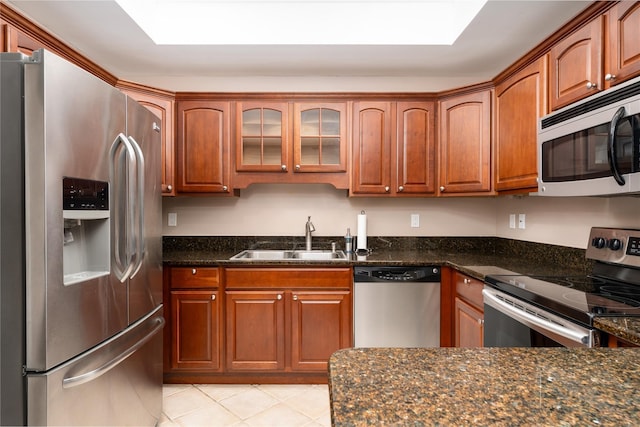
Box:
[63,177,108,210]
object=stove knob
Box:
[592,237,607,249]
[609,238,622,251]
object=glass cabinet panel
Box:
[238,106,285,170]
[296,106,345,171]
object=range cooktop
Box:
[485,227,640,326]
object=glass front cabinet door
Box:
[293,103,347,173]
[236,102,289,172]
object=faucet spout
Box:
[305,216,315,251]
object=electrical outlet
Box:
[518,213,526,229]
[410,214,420,228]
[168,212,177,227]
[509,214,516,229]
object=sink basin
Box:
[230,249,348,261]
[290,250,347,260]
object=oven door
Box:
[482,286,599,348]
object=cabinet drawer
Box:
[455,272,484,309]
[225,267,352,289]
[170,267,220,289]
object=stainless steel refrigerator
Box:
[0,50,164,426]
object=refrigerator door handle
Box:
[128,136,145,279]
[109,133,137,282]
[62,317,164,389]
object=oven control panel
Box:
[587,227,640,267]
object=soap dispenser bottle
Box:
[344,228,353,254]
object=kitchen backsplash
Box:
[163,184,640,249]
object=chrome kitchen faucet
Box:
[305,216,315,251]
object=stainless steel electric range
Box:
[484,227,640,348]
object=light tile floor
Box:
[160,384,332,427]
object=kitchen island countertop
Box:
[329,347,640,426]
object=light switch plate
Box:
[411,214,420,228]
[509,214,516,229]
[168,212,177,227]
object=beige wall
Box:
[162,184,640,250]
[495,195,640,249]
[162,184,497,238]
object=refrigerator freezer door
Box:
[126,97,163,324]
[27,306,164,426]
[24,50,128,371]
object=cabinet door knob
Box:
[277,294,282,300]
[192,268,197,275]
[222,185,228,191]
[295,164,301,171]
[293,295,298,301]
[166,185,172,192]
[440,186,445,192]
[478,318,484,325]
[398,186,404,192]
[605,74,616,81]
[463,278,471,284]
[211,294,216,301]
[281,165,287,171]
[586,82,597,89]
[384,186,390,192]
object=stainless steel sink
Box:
[230,249,348,261]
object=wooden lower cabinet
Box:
[170,290,222,371]
[454,297,484,347]
[225,291,286,371]
[165,266,352,383]
[290,291,351,371]
[453,271,484,347]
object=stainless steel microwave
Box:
[538,76,640,196]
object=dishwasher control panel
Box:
[354,266,440,282]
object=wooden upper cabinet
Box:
[120,86,175,196]
[396,102,436,195]
[606,1,640,88]
[176,101,232,194]
[293,103,347,173]
[236,102,289,173]
[495,57,547,192]
[0,19,41,54]
[351,102,393,195]
[438,90,492,195]
[549,17,603,110]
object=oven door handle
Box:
[482,289,590,346]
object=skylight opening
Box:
[115,0,487,46]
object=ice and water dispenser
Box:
[62,177,110,285]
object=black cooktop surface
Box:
[485,273,640,326]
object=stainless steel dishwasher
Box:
[354,266,440,347]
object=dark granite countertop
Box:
[163,236,640,347]
[594,317,640,346]
[329,347,640,426]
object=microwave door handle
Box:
[608,106,627,186]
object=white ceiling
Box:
[6,0,592,92]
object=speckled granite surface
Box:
[163,235,639,348]
[329,347,640,426]
[594,317,640,346]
